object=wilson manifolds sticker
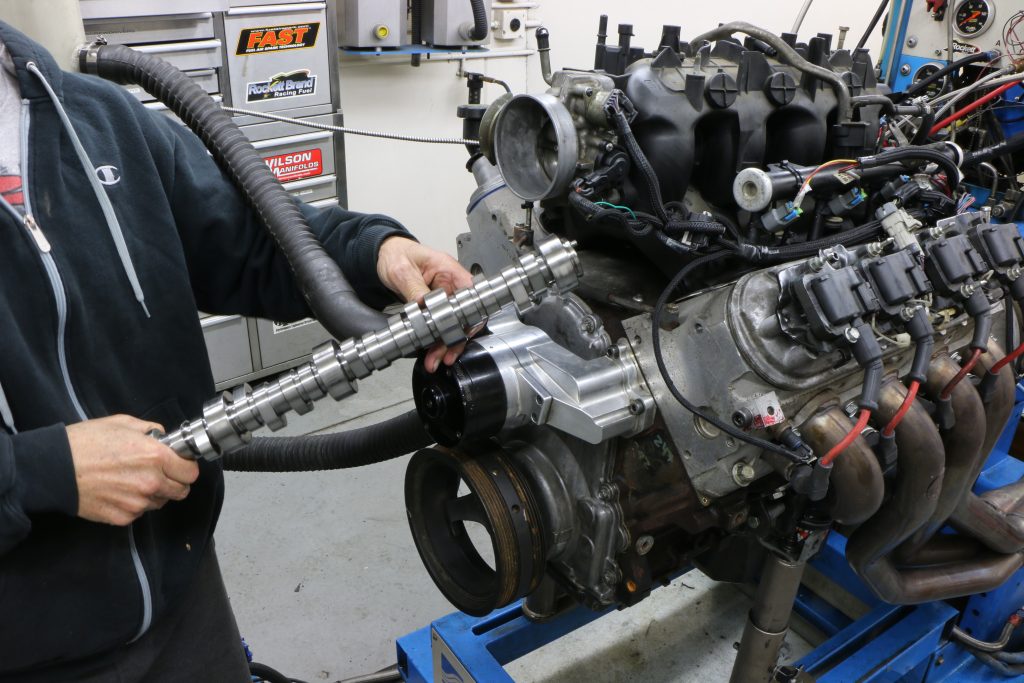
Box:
[263,149,323,182]
[247,70,317,102]
[236,23,320,55]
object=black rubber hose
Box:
[963,132,1024,168]
[892,50,998,104]
[468,0,489,41]
[411,0,423,66]
[222,410,433,472]
[80,44,388,340]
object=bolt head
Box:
[907,36,918,48]
[732,461,757,486]
[900,64,911,76]
[628,399,646,415]
[635,535,655,555]
[844,326,862,344]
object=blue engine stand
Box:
[397,402,1024,682]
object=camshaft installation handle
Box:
[160,237,582,461]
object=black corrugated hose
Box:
[223,410,433,473]
[79,44,388,341]
[468,0,489,41]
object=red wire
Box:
[882,380,920,437]
[820,409,872,467]
[930,81,1023,136]
[940,347,984,400]
[990,342,1024,376]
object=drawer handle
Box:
[228,3,326,17]
[201,314,242,329]
[251,131,333,149]
[134,39,222,55]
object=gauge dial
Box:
[954,0,993,37]
[912,63,950,97]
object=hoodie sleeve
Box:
[150,111,412,320]
[0,426,78,555]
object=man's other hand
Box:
[376,236,475,372]
[66,415,200,526]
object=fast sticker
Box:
[236,22,320,55]
[264,148,323,182]
[247,70,317,102]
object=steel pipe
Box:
[946,343,1024,554]
[801,407,884,526]
[730,553,807,683]
[846,381,945,603]
[896,354,987,558]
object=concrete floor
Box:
[215,359,812,683]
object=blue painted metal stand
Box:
[398,408,1024,682]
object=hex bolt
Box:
[732,409,753,428]
[635,535,655,556]
[844,326,861,344]
[732,461,757,487]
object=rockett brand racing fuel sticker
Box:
[263,148,323,182]
[236,22,320,55]
[247,70,318,102]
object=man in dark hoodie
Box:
[0,20,470,683]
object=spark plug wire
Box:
[940,347,984,400]
[882,380,920,437]
[820,409,872,466]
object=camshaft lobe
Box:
[161,237,582,461]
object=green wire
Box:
[594,201,637,219]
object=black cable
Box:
[651,251,806,462]
[608,98,671,224]
[856,0,890,52]
[893,50,998,104]
[859,147,962,189]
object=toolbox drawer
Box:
[255,318,332,369]
[81,0,229,19]
[223,3,332,114]
[285,174,337,203]
[132,39,224,72]
[125,68,219,103]
[200,314,254,385]
[84,13,216,44]
[252,130,335,182]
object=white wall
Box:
[338,0,887,253]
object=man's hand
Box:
[377,236,475,372]
[66,415,200,527]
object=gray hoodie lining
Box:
[26,62,150,318]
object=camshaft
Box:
[161,237,582,460]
